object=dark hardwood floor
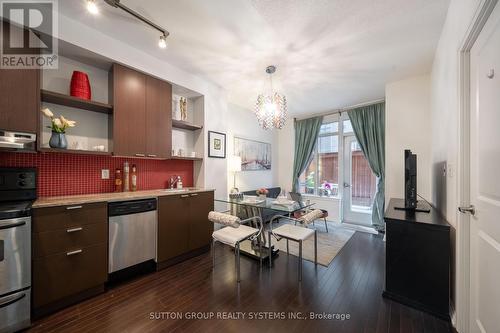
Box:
[28,232,453,333]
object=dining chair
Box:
[209,211,263,283]
[268,209,323,281]
[289,192,329,232]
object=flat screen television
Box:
[404,149,417,209]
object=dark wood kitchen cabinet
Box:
[32,202,108,317]
[112,63,172,158]
[112,63,146,157]
[157,191,214,267]
[146,75,172,158]
[188,191,215,250]
[0,68,39,133]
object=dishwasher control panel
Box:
[108,198,157,217]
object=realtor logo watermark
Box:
[1,0,58,68]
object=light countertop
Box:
[32,188,215,208]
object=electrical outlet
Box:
[101,169,110,179]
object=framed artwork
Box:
[208,131,226,158]
[234,137,271,171]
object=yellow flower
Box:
[41,108,54,118]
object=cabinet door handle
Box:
[135,153,145,157]
[147,154,157,157]
[66,205,82,210]
[67,227,83,233]
[190,193,198,197]
[181,194,189,198]
[66,249,83,256]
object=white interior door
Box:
[469,3,500,332]
[342,135,376,226]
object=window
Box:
[298,117,361,197]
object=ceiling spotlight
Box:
[86,0,98,14]
[158,34,167,49]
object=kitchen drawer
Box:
[33,202,107,233]
[33,242,107,308]
[33,222,107,258]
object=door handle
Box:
[458,205,476,216]
[66,205,82,210]
[147,154,157,158]
[181,194,189,198]
[66,249,83,256]
[343,183,350,188]
[0,220,26,230]
[0,292,26,309]
[135,153,145,157]
[190,193,198,197]
[67,227,83,233]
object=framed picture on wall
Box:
[208,131,226,158]
[234,137,271,171]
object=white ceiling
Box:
[60,0,450,116]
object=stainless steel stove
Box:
[0,167,36,333]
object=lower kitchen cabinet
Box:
[32,202,108,316]
[157,191,214,265]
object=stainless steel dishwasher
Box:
[108,198,157,273]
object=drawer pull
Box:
[190,193,198,197]
[147,154,157,157]
[66,205,82,210]
[181,194,189,198]
[135,153,145,157]
[66,249,83,256]
[67,227,83,233]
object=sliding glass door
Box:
[342,135,377,226]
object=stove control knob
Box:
[19,173,26,179]
[18,180,26,187]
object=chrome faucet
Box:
[169,176,180,189]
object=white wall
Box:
[56,13,229,198]
[226,104,278,192]
[385,74,432,203]
[429,0,482,326]
[430,0,480,227]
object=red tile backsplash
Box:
[0,152,194,197]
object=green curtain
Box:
[292,116,323,192]
[348,102,385,231]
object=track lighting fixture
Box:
[86,0,98,14]
[85,0,171,49]
[158,34,167,49]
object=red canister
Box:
[70,71,91,100]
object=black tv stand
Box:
[384,198,451,321]
[394,200,431,213]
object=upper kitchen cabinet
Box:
[146,75,172,159]
[112,63,172,158]
[0,68,40,133]
[112,63,146,157]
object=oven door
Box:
[0,217,31,295]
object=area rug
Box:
[269,222,355,267]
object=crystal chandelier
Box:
[255,65,287,130]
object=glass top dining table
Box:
[215,196,315,214]
[214,196,315,260]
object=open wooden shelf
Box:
[41,89,113,114]
[170,156,203,161]
[39,147,112,156]
[172,119,203,131]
